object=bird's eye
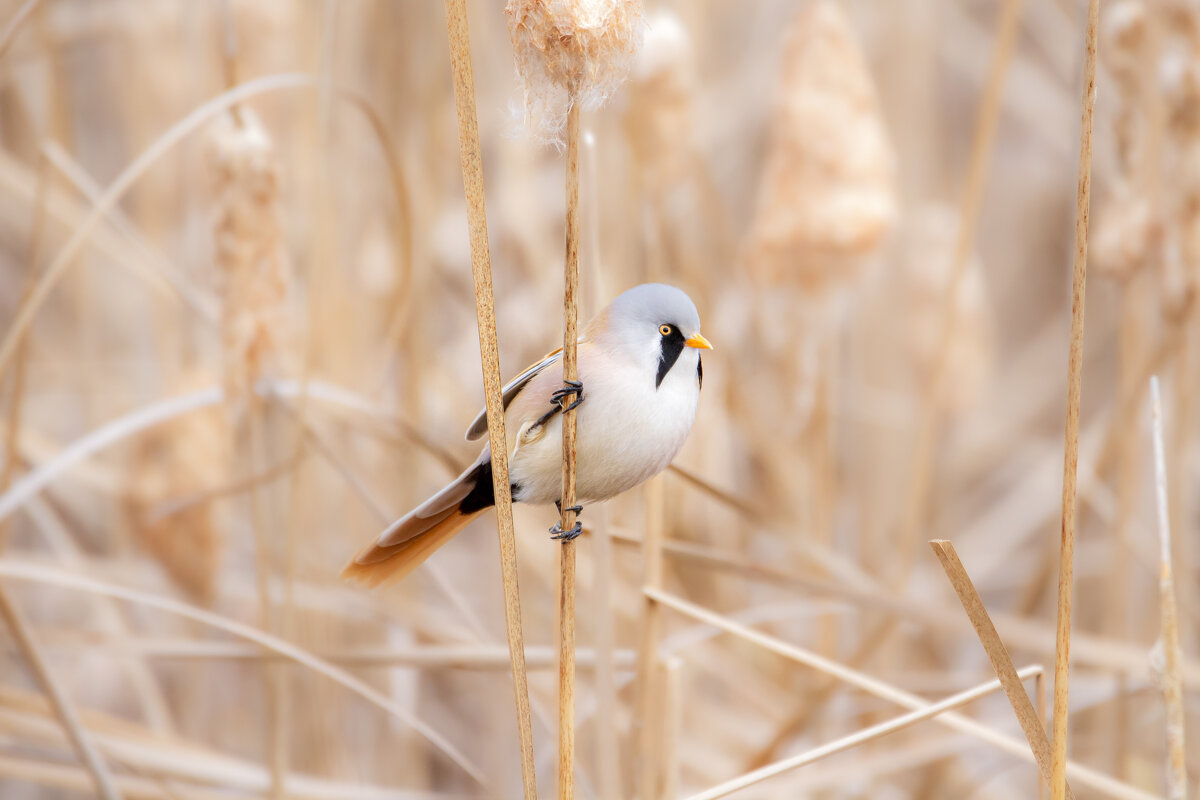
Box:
[659,324,673,336]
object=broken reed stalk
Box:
[0,584,119,800]
[646,587,1158,800]
[687,665,1043,800]
[1052,2,1100,797]
[929,540,1070,799]
[442,1,538,796]
[558,100,582,800]
[1150,376,1187,800]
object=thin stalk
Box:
[636,475,666,800]
[442,0,538,796]
[558,100,582,800]
[686,666,1043,800]
[0,584,120,799]
[1052,2,1100,797]
[0,561,485,784]
[647,588,1157,800]
[1150,377,1188,800]
[930,540,1070,798]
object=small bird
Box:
[342,283,712,587]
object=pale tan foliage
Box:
[624,11,694,189]
[124,375,226,605]
[207,109,291,422]
[892,206,994,414]
[506,0,644,141]
[743,0,897,294]
[1094,0,1160,283]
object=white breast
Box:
[506,347,700,506]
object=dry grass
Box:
[0,1,1197,798]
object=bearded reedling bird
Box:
[343,283,712,587]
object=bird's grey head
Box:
[594,283,711,389]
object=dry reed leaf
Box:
[892,205,994,413]
[506,0,644,141]
[123,373,226,605]
[206,108,292,424]
[743,0,897,294]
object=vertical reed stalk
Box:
[0,153,47,551]
[443,1,538,796]
[637,473,665,800]
[1052,3,1100,797]
[1150,376,1188,800]
[658,656,682,800]
[558,99,582,800]
[1038,669,1048,800]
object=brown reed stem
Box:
[1150,376,1188,800]
[443,1,538,795]
[558,99,582,800]
[1052,3,1099,796]
[1038,669,1048,800]
[637,474,666,800]
[0,583,120,800]
[930,540,1070,798]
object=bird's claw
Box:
[550,520,584,541]
[551,380,584,413]
[551,504,584,541]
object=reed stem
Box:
[1052,3,1100,796]
[443,0,538,795]
[557,99,582,800]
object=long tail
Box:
[341,460,495,588]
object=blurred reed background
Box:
[0,0,1196,797]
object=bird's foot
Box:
[551,504,584,541]
[551,380,584,413]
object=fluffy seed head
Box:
[506,0,644,141]
[207,108,292,423]
[742,0,897,294]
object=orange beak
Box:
[685,333,714,350]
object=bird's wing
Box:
[464,347,563,441]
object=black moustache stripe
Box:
[656,327,687,388]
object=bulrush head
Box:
[742,0,896,295]
[506,0,644,140]
[207,108,292,423]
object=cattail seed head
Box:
[742,0,897,294]
[207,108,292,423]
[506,0,644,141]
